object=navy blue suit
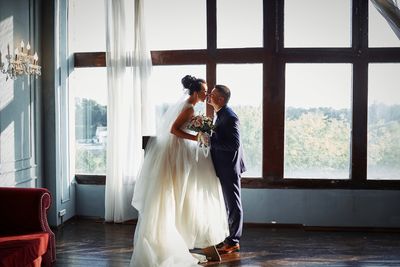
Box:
[210,105,246,246]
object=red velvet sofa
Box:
[0,187,56,267]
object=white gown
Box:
[129,98,229,267]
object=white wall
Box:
[242,189,400,227]
[0,0,41,188]
[76,184,138,220]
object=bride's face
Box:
[197,83,207,102]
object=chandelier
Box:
[0,40,42,81]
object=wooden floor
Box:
[54,218,400,267]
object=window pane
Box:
[284,64,352,179]
[368,1,400,47]
[69,0,106,52]
[368,64,400,180]
[284,0,351,47]
[144,0,206,51]
[71,68,107,175]
[217,0,263,48]
[148,65,206,128]
[217,64,263,177]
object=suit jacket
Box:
[210,105,246,179]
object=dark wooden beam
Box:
[242,177,400,189]
[351,60,368,182]
[74,173,400,189]
[151,50,208,65]
[263,56,285,180]
[75,175,106,185]
[74,52,105,67]
[207,0,216,53]
[351,0,368,182]
[74,48,400,69]
[366,48,400,62]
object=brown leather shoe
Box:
[216,242,224,249]
[217,243,240,254]
[202,245,221,262]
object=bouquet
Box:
[187,114,214,135]
[187,114,215,161]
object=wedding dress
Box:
[129,96,229,267]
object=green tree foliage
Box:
[75,147,107,174]
[284,104,400,178]
[285,111,350,172]
[73,100,399,178]
[233,105,262,176]
[368,104,400,170]
[75,98,107,174]
[75,98,107,140]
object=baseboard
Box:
[244,222,400,232]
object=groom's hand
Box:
[199,132,210,147]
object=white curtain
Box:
[371,0,400,39]
[105,0,152,223]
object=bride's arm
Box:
[170,107,198,141]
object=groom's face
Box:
[208,88,223,109]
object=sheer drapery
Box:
[371,0,400,39]
[105,0,152,223]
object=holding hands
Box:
[195,131,211,161]
[198,132,210,147]
[187,114,214,160]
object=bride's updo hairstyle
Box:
[181,75,206,95]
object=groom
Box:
[207,84,246,254]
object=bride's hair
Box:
[181,75,206,95]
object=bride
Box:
[129,75,229,266]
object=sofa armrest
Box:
[0,187,56,263]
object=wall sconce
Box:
[0,40,42,81]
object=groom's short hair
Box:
[214,84,231,104]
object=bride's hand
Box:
[194,132,200,142]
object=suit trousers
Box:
[218,172,243,245]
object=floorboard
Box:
[54,218,400,266]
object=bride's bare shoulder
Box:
[180,105,194,117]
[182,101,194,112]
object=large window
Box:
[367,64,400,180]
[70,0,400,189]
[69,0,107,175]
[284,0,351,48]
[284,64,352,179]
[368,1,400,48]
[144,0,206,50]
[70,68,107,175]
[69,0,106,52]
[217,0,263,48]
[216,64,263,177]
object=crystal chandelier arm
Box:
[0,40,42,80]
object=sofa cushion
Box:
[0,232,49,267]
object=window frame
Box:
[72,0,400,189]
